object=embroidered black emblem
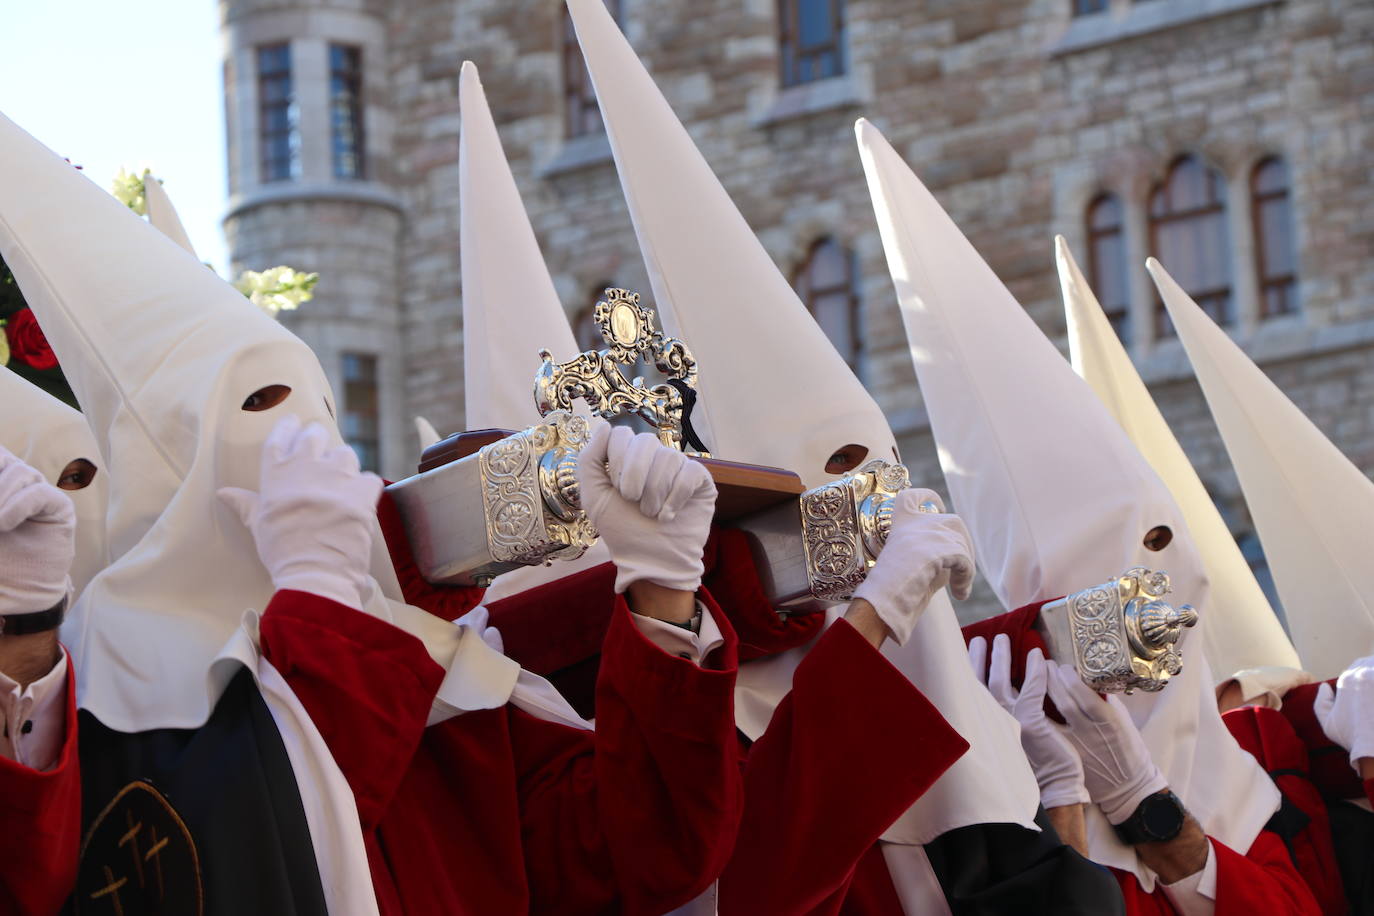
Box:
[76,780,203,915]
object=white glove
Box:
[971,633,1091,809]
[0,446,75,615]
[218,415,383,611]
[851,489,974,646]
[576,423,716,594]
[1046,662,1167,825]
[1314,655,1374,772]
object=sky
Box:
[0,0,230,273]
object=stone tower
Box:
[220,0,409,480]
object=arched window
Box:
[562,0,622,138]
[1085,193,1130,344]
[1149,155,1233,334]
[778,0,847,87]
[793,237,861,370]
[1252,157,1298,318]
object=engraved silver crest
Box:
[478,410,598,568]
[800,459,912,602]
[1038,567,1199,693]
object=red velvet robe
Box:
[1222,705,1346,914]
[0,656,79,916]
[962,602,1322,916]
[261,587,743,915]
[0,588,742,916]
[380,500,970,915]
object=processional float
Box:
[387,289,1196,693]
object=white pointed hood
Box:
[457,61,609,600]
[0,110,543,733]
[857,119,1278,886]
[0,369,109,593]
[565,6,1036,847]
[565,0,893,488]
[143,176,197,256]
[1152,259,1374,680]
[414,415,442,452]
[459,62,586,432]
[1058,238,1303,687]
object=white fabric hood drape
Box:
[1151,259,1374,680]
[0,109,578,735]
[1058,237,1303,685]
[456,61,610,601]
[0,369,109,594]
[566,0,1038,847]
[856,119,1278,887]
[143,176,197,256]
[565,0,893,489]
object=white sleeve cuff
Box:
[631,601,724,666]
[1160,839,1217,916]
[0,647,69,771]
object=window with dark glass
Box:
[1149,155,1232,334]
[794,238,861,370]
[1073,0,1109,14]
[329,44,365,180]
[778,0,847,87]
[1251,157,1298,318]
[342,352,380,472]
[257,43,298,183]
[563,0,622,138]
[1086,193,1131,344]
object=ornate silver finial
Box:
[1038,567,1198,694]
[534,288,707,456]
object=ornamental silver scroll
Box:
[534,288,706,456]
[798,460,912,602]
[478,410,597,569]
[1036,567,1199,694]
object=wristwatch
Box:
[1114,790,1186,845]
[0,596,68,637]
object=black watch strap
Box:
[1113,789,1186,845]
[0,596,67,637]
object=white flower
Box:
[110,168,151,216]
[232,266,320,317]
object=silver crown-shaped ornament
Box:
[1037,567,1199,693]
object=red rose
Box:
[5,308,59,370]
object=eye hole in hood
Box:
[57,457,98,491]
[241,384,292,412]
[824,443,869,475]
[1143,525,1174,551]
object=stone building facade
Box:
[220,0,1374,620]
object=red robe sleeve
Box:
[0,654,81,916]
[1111,831,1319,915]
[258,589,443,830]
[720,619,968,916]
[262,587,744,916]
[1223,705,1346,914]
[498,595,742,915]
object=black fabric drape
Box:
[922,807,1127,915]
[1327,799,1374,915]
[68,668,328,916]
